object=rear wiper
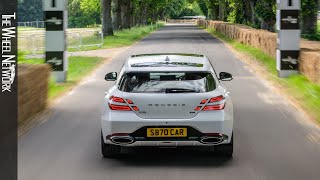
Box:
[165,88,196,93]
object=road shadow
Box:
[103,147,233,168]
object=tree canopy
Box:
[17,0,319,35]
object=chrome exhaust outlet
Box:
[110,136,135,144]
[200,136,224,144]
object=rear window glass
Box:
[118,72,216,93]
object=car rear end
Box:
[101,54,234,157]
[102,92,233,146]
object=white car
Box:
[101,54,234,158]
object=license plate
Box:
[147,128,187,137]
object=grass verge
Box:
[202,26,320,124]
[18,27,44,32]
[19,56,103,99]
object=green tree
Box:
[197,0,209,18]
[121,0,132,28]
[164,0,188,19]
[68,0,101,28]
[101,0,113,36]
[18,0,42,22]
[179,1,203,17]
[112,0,122,29]
[227,0,244,23]
[301,0,319,34]
[254,0,276,31]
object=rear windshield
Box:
[118,72,216,93]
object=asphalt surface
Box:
[18,23,320,180]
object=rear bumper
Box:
[101,110,233,146]
[105,140,229,147]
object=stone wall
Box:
[195,20,320,84]
[18,64,51,124]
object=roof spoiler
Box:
[130,53,204,58]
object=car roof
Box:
[124,53,213,72]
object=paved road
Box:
[18,24,320,180]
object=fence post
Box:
[31,34,37,55]
[43,0,68,82]
[79,33,82,50]
[100,30,103,47]
[276,0,300,78]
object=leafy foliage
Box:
[177,1,203,17]
[227,0,245,23]
[197,0,318,35]
[68,0,101,28]
[301,0,319,34]
[254,0,276,31]
[17,0,320,36]
[18,0,43,22]
[302,0,318,16]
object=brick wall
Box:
[18,64,51,124]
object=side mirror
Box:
[105,72,117,81]
[219,72,233,81]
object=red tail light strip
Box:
[132,106,139,111]
[109,96,140,111]
[194,106,202,111]
[108,103,132,111]
[200,99,208,104]
[203,103,226,111]
[109,96,126,103]
[209,95,225,103]
[195,95,225,111]
[126,99,134,104]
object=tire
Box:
[101,132,121,158]
[215,133,233,158]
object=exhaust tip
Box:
[111,136,135,144]
[200,136,224,144]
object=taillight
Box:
[203,103,225,111]
[194,106,202,111]
[132,106,139,111]
[200,99,208,104]
[195,95,225,111]
[108,96,140,111]
[126,99,134,104]
[109,96,125,103]
[209,95,225,103]
[108,103,131,111]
